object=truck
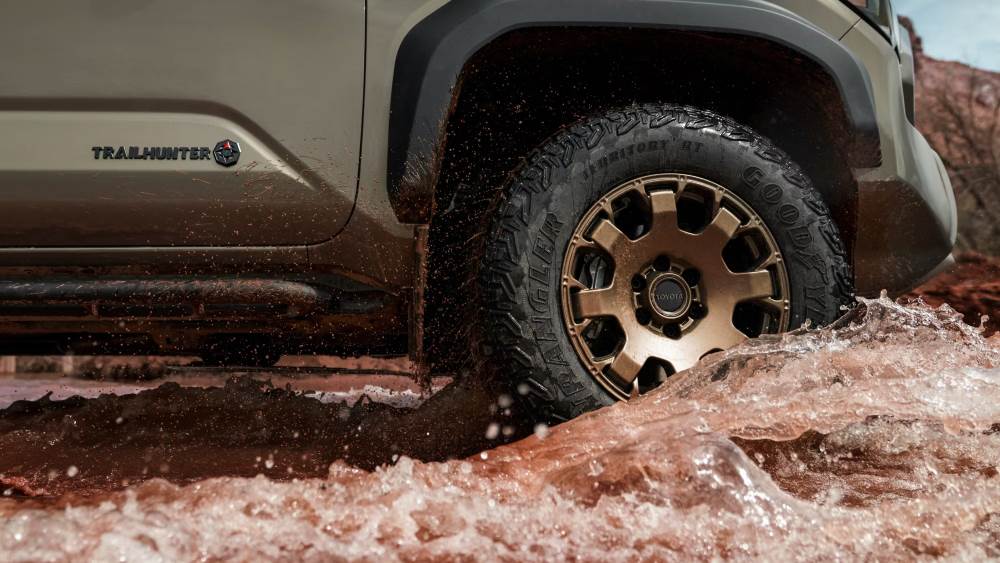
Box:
[0,0,956,421]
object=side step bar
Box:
[0,279,333,320]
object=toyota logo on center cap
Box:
[213,139,241,167]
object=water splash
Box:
[2,297,999,560]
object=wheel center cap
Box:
[649,274,691,319]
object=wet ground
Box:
[0,367,533,501]
[0,257,999,560]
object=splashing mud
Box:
[908,252,1000,336]
[2,297,1000,560]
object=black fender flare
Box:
[388,0,882,222]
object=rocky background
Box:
[902,16,1000,256]
[897,17,999,337]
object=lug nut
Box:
[636,308,652,326]
[689,302,707,319]
[631,275,646,292]
[682,269,701,286]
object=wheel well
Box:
[424,28,859,371]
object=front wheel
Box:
[479,104,853,422]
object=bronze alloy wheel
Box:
[560,174,790,400]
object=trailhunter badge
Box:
[213,139,241,167]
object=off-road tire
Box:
[480,104,854,422]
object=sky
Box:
[892,0,1000,72]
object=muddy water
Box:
[0,374,507,498]
[1,297,999,560]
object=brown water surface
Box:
[1,297,999,560]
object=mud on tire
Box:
[479,104,854,422]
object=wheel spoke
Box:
[563,275,588,292]
[572,287,620,320]
[729,270,775,302]
[607,341,646,384]
[757,246,781,269]
[761,297,790,313]
[568,236,599,253]
[589,219,629,257]
[649,190,679,231]
[661,349,701,374]
[709,185,723,218]
[701,208,742,248]
[717,322,749,350]
[700,313,749,351]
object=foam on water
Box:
[2,297,999,561]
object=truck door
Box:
[0,1,364,248]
